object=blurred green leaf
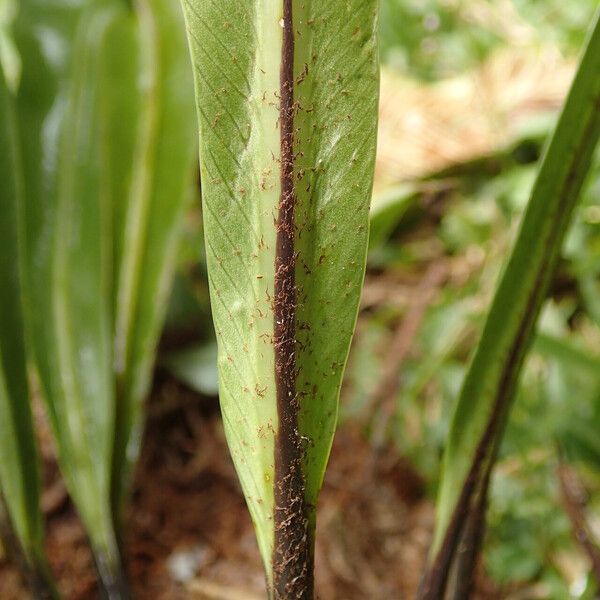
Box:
[369,183,417,249]
[0,0,20,91]
[0,52,55,597]
[14,0,195,593]
[420,10,600,598]
[16,1,124,589]
[110,0,196,520]
[162,342,218,397]
[534,332,600,378]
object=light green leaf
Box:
[534,332,600,378]
[0,55,55,597]
[369,183,417,249]
[420,9,600,599]
[162,342,219,397]
[181,1,379,595]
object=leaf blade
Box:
[15,0,125,586]
[181,0,379,591]
[109,0,197,517]
[0,50,49,587]
[420,9,600,598]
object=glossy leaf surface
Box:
[16,0,123,586]
[14,0,195,592]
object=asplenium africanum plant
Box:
[0,0,195,596]
[419,8,600,600]
[1,0,599,598]
[181,1,379,597]
[182,2,600,598]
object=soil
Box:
[0,374,500,600]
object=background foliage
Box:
[1,0,600,598]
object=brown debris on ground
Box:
[0,373,502,600]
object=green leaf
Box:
[368,183,417,249]
[0,0,20,91]
[14,0,195,592]
[15,0,125,590]
[534,332,600,378]
[109,0,196,520]
[419,9,600,599]
[162,342,219,397]
[181,1,379,595]
[0,54,55,597]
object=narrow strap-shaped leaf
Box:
[419,9,600,599]
[16,6,195,596]
[14,0,194,594]
[110,0,196,518]
[15,1,125,593]
[0,57,56,598]
[181,1,379,596]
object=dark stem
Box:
[418,225,557,600]
[448,464,492,600]
[0,513,58,600]
[95,548,130,600]
[272,1,313,598]
[416,364,517,599]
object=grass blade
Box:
[181,1,379,595]
[419,9,600,599]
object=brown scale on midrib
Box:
[272,0,313,599]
